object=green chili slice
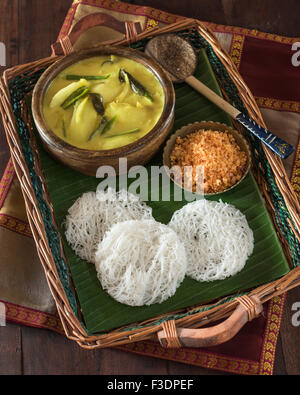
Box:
[100,115,117,136]
[88,116,108,142]
[62,120,67,137]
[61,86,89,110]
[104,128,140,138]
[66,74,110,81]
[88,115,118,141]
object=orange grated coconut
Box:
[169,129,248,194]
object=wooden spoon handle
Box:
[185,75,240,118]
[185,75,294,159]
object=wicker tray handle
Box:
[51,12,143,56]
[157,295,263,348]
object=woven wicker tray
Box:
[0,18,299,350]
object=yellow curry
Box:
[43,56,165,150]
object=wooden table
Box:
[0,0,299,375]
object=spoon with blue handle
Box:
[145,34,294,159]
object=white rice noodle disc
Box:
[95,219,187,306]
[168,199,254,282]
[65,188,152,264]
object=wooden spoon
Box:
[145,34,294,159]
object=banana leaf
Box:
[32,49,289,334]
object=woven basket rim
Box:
[0,18,299,349]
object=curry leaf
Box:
[89,93,105,116]
[119,68,154,102]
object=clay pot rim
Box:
[32,45,175,160]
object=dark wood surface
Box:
[0,0,299,375]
